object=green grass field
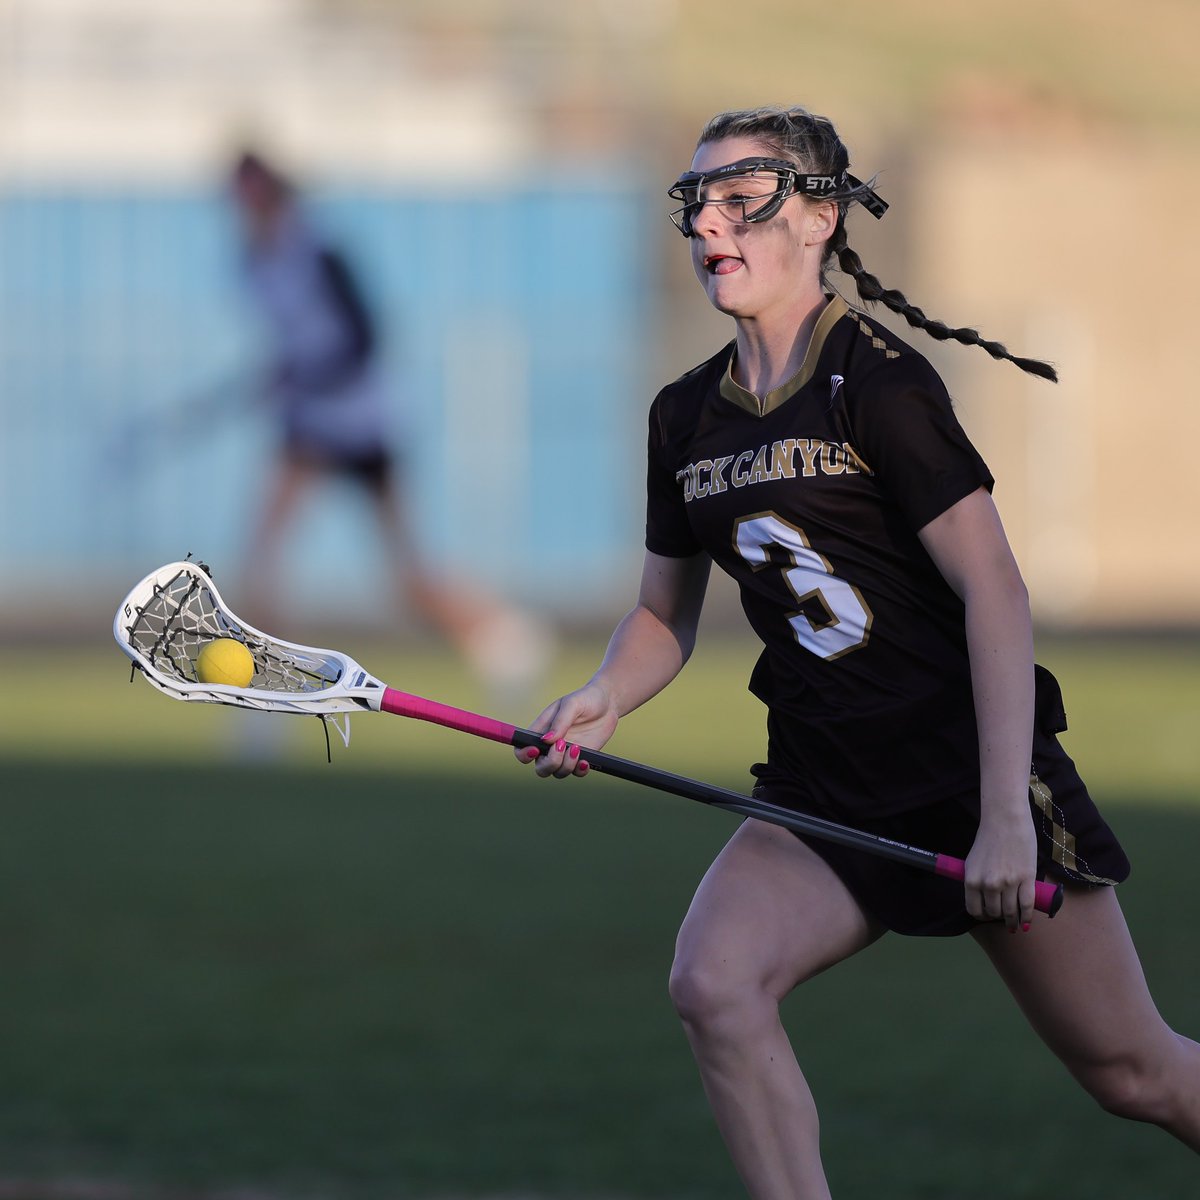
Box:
[1,633,1198,1198]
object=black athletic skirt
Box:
[750,673,1131,938]
[285,438,395,491]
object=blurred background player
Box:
[228,149,545,697]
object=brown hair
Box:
[697,106,1057,382]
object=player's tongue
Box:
[709,255,742,275]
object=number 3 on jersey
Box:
[734,513,873,661]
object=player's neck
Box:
[731,294,830,399]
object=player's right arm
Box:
[520,549,711,778]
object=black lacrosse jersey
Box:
[646,296,998,817]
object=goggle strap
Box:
[844,173,889,220]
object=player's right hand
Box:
[515,681,620,779]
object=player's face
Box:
[232,173,286,242]
[685,136,828,322]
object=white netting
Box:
[122,564,343,696]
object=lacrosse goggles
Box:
[667,156,889,238]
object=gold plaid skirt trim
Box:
[1030,770,1121,886]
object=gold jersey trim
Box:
[847,310,902,360]
[719,295,849,417]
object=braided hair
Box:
[697,107,1057,383]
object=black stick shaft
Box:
[507,727,1063,917]
[509,727,936,869]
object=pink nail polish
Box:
[578,760,590,775]
[555,739,566,753]
[569,744,580,759]
[1022,922,1031,933]
[523,747,539,761]
[542,730,558,743]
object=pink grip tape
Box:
[934,854,1063,916]
[381,688,517,745]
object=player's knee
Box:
[668,953,768,1037]
[667,955,711,1026]
[1079,1055,1168,1125]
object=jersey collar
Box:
[719,295,848,417]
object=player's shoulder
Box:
[833,304,948,398]
[647,340,736,443]
[654,341,736,407]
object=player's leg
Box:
[241,450,320,627]
[669,817,884,1200]
[974,884,1200,1149]
[369,464,481,639]
[370,463,547,692]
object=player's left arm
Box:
[281,249,376,396]
[918,485,1039,930]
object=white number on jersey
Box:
[734,512,873,661]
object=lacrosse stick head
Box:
[114,560,386,717]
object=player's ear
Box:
[805,200,838,247]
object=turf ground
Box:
[1,633,1198,1198]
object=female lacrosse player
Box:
[229,151,539,690]
[518,106,1199,1197]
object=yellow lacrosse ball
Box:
[196,638,255,688]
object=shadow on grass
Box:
[0,760,1196,1199]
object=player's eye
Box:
[707,181,770,201]
[667,164,794,235]
[724,186,785,220]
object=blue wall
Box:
[0,183,654,623]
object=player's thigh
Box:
[673,817,883,1004]
[259,454,320,520]
[972,885,1175,1066]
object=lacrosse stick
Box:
[114,559,1065,917]
[101,370,266,477]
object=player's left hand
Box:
[963,813,1039,931]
